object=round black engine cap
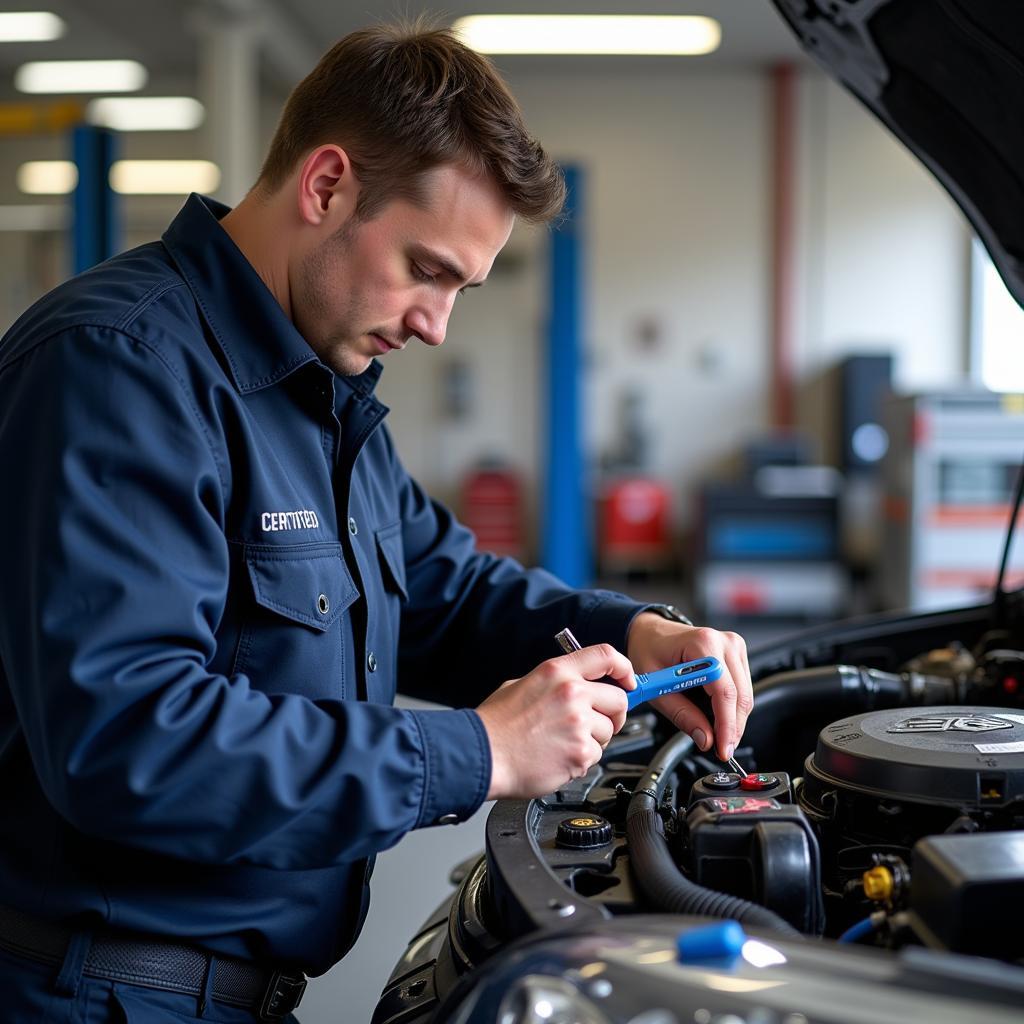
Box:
[703,772,740,790]
[556,814,613,849]
[808,706,1024,807]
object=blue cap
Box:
[676,921,746,964]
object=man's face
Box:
[292,163,515,376]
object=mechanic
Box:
[0,21,752,1023]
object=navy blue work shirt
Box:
[0,195,646,975]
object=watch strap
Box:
[642,603,694,627]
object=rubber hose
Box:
[626,731,801,937]
[626,799,800,935]
[742,666,955,754]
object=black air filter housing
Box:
[800,707,1024,849]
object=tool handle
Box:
[552,629,723,712]
[627,657,723,710]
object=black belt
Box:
[0,905,306,1020]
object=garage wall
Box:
[792,71,971,461]
[379,66,971,538]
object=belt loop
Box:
[54,929,93,998]
[197,956,217,1018]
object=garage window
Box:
[971,239,1024,392]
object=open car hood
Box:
[772,0,1024,309]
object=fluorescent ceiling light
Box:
[110,160,220,194]
[452,15,721,55]
[18,159,219,195]
[0,11,65,41]
[86,97,205,132]
[15,59,148,94]
[17,160,76,194]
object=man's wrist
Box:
[640,603,693,627]
[627,604,695,664]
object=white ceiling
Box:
[0,1,809,101]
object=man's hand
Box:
[627,612,752,761]
[476,644,634,800]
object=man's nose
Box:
[406,293,455,348]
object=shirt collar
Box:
[161,193,382,398]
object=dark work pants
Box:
[0,943,302,1023]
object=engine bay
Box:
[374,593,1024,1023]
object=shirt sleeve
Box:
[0,326,489,871]
[382,432,649,707]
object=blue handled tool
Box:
[554,627,723,711]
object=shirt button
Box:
[436,814,459,826]
[348,517,358,536]
[367,651,377,672]
[317,593,330,615]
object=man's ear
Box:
[296,145,358,228]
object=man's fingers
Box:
[585,680,627,735]
[708,669,740,760]
[622,618,754,765]
[560,644,636,690]
[654,692,714,751]
[716,639,752,756]
[736,639,754,740]
[589,675,628,714]
[590,709,615,748]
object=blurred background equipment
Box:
[598,476,673,578]
[840,353,895,474]
[880,391,1024,611]
[459,460,526,562]
[838,353,894,607]
[695,435,847,629]
[596,383,674,578]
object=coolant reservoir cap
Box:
[556,814,613,849]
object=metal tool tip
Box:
[554,627,582,654]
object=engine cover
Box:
[806,706,1024,809]
[799,706,1024,861]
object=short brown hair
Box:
[257,19,565,223]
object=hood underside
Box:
[772,0,1024,309]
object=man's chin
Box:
[335,355,374,377]
[314,339,375,376]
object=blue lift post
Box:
[542,165,592,587]
[72,124,119,274]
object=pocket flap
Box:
[375,523,408,602]
[246,542,357,631]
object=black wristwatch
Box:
[642,603,694,627]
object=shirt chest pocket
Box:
[374,522,408,603]
[233,542,359,699]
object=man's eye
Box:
[411,263,435,284]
